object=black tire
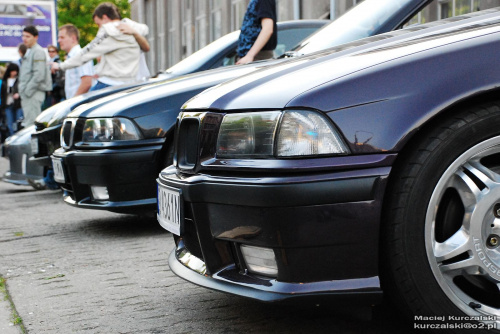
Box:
[382,101,500,332]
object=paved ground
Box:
[0,156,412,333]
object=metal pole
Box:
[330,0,335,20]
[293,0,300,20]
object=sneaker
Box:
[28,178,47,190]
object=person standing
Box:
[0,63,22,136]
[13,43,27,67]
[235,0,277,65]
[46,45,65,106]
[18,25,52,127]
[57,24,94,98]
[51,2,146,91]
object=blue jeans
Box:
[90,81,111,91]
[43,169,60,190]
[5,106,23,136]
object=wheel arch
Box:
[378,86,500,279]
[377,85,500,321]
[385,86,500,194]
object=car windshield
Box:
[292,0,418,54]
[164,31,240,76]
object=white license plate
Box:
[52,158,65,183]
[157,184,183,235]
[31,137,38,155]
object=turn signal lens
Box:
[276,110,348,156]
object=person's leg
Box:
[15,108,24,131]
[43,169,59,190]
[4,106,15,136]
[20,90,45,127]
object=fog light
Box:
[240,245,278,277]
[91,186,109,201]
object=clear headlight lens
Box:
[216,110,348,158]
[82,118,143,142]
[276,110,348,156]
[217,111,281,157]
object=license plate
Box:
[31,137,38,155]
[52,158,65,183]
[157,183,183,235]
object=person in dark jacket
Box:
[44,45,65,108]
[1,63,23,137]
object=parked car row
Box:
[6,0,500,331]
[2,19,327,190]
[50,0,431,213]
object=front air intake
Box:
[61,120,74,149]
[177,118,200,170]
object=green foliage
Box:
[56,0,131,48]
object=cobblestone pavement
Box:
[0,157,411,333]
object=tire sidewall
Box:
[387,108,500,329]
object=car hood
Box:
[35,79,158,129]
[65,60,284,119]
[184,9,500,112]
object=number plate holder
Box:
[31,137,39,155]
[52,158,66,183]
[157,183,183,236]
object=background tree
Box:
[57,0,131,48]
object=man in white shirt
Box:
[57,24,94,98]
[51,3,149,91]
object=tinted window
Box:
[274,27,319,57]
[293,0,424,54]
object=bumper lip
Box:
[169,243,382,303]
[63,192,156,211]
[2,171,43,185]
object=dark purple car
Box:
[157,8,500,330]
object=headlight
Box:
[82,118,143,142]
[276,110,348,156]
[216,110,348,158]
[217,111,281,157]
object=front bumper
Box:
[52,139,165,213]
[158,158,392,303]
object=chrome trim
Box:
[60,119,76,150]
